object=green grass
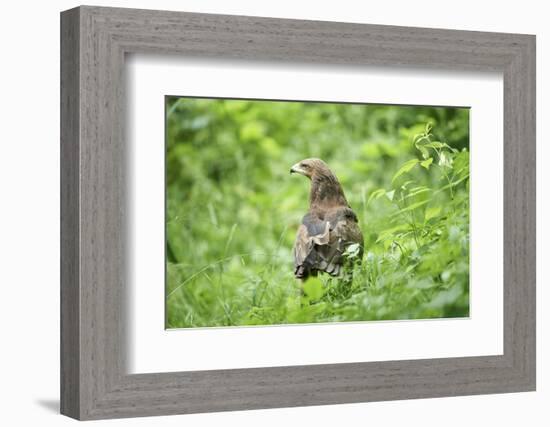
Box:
[166,98,470,328]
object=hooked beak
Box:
[290,163,307,176]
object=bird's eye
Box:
[300,163,308,168]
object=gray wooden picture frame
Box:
[60,5,536,420]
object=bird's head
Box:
[290,158,331,180]
[291,158,348,207]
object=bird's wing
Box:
[293,214,330,278]
[293,208,363,278]
[327,207,364,250]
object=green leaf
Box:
[400,180,414,190]
[424,141,445,149]
[376,224,411,243]
[453,150,470,177]
[392,159,419,184]
[420,158,433,169]
[435,174,469,193]
[367,188,386,204]
[414,135,431,146]
[303,277,325,300]
[412,133,425,144]
[414,134,431,159]
[425,122,433,134]
[391,199,430,216]
[403,186,431,199]
[417,145,430,159]
[425,206,442,221]
[425,141,458,152]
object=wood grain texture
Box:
[60,7,80,419]
[60,5,536,420]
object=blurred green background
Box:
[166,97,470,328]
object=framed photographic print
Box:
[61,5,536,420]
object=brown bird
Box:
[290,158,364,280]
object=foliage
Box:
[166,97,470,328]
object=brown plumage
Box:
[290,158,364,280]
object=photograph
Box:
[165,96,470,329]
